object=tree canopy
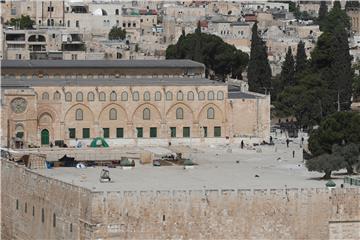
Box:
[345,0,360,11]
[5,15,35,29]
[317,1,328,29]
[308,112,360,157]
[108,26,126,40]
[166,28,249,80]
[274,2,352,128]
[247,22,272,93]
[321,1,350,32]
[306,112,360,178]
[306,152,344,179]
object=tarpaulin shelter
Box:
[58,154,76,167]
[90,137,109,148]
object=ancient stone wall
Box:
[2,160,360,240]
[1,160,93,240]
[90,188,360,239]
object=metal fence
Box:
[344,176,360,186]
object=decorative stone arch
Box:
[38,113,53,125]
[63,103,95,122]
[197,103,225,123]
[97,103,129,122]
[165,102,195,121]
[37,107,59,123]
[131,102,162,122]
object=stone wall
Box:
[1,160,92,240]
[2,160,360,240]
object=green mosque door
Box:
[41,129,49,145]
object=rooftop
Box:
[228,91,267,99]
[1,77,225,87]
[1,59,205,69]
[32,138,347,192]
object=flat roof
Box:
[1,59,205,69]
[1,77,225,87]
[31,141,346,192]
[228,91,266,99]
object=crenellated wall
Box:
[2,160,360,240]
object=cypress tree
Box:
[345,1,360,11]
[195,20,201,34]
[318,1,328,30]
[295,41,307,74]
[247,22,272,93]
[322,1,350,32]
[280,47,295,88]
[330,25,353,110]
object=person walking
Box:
[241,140,244,149]
[286,139,290,148]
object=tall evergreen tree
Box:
[331,25,353,110]
[280,47,295,88]
[322,1,350,32]
[318,1,328,30]
[194,23,203,63]
[247,22,272,93]
[345,0,360,11]
[195,21,201,34]
[295,41,307,74]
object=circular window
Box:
[11,98,27,113]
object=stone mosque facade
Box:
[1,60,270,147]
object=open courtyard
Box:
[32,136,351,191]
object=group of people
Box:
[240,134,305,160]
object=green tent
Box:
[326,180,336,187]
[90,137,109,148]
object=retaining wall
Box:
[2,160,360,239]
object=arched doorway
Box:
[41,129,49,145]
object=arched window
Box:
[75,109,83,120]
[65,92,72,102]
[155,91,161,101]
[53,91,61,100]
[166,91,173,101]
[198,91,205,100]
[132,91,139,101]
[99,91,106,101]
[15,124,24,139]
[176,107,184,119]
[217,91,224,100]
[187,91,194,101]
[143,108,150,120]
[143,91,150,101]
[87,92,95,101]
[109,108,117,120]
[110,91,117,101]
[207,107,215,119]
[177,91,183,101]
[76,92,83,102]
[207,91,214,100]
[121,91,128,101]
[42,92,49,100]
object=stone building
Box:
[348,9,360,34]
[1,59,270,148]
